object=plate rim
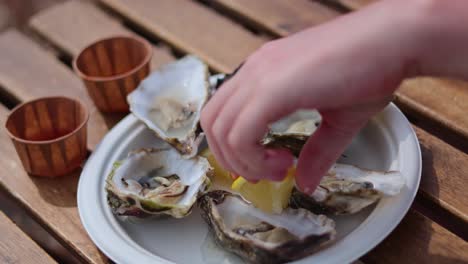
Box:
[77,103,421,264]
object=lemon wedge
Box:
[231,167,296,214]
[200,148,233,188]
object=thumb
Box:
[295,110,368,194]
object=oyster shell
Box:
[198,190,336,264]
[262,110,321,156]
[290,163,405,215]
[128,55,209,157]
[106,148,211,218]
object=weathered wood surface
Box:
[209,0,339,37]
[99,0,265,73]
[397,78,468,143]
[0,30,109,150]
[0,104,106,264]
[0,210,57,264]
[363,210,468,264]
[415,126,468,223]
[29,1,175,69]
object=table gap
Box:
[0,189,81,264]
[27,2,176,73]
[91,2,186,60]
[197,0,272,36]
[414,192,468,241]
[404,106,468,153]
[26,28,75,69]
[0,85,21,109]
[95,1,232,74]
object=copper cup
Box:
[73,35,152,113]
[5,97,89,177]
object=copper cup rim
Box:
[5,96,90,145]
[72,35,153,83]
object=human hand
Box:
[201,0,468,194]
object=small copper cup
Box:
[5,97,89,177]
[73,35,152,113]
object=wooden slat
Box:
[415,126,468,222]
[0,211,57,264]
[99,0,265,73]
[0,105,106,264]
[398,78,468,142]
[29,1,175,69]
[364,210,468,263]
[0,29,108,149]
[210,0,339,37]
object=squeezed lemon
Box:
[231,167,296,214]
[200,148,233,188]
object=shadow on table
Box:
[0,190,81,263]
[30,168,81,208]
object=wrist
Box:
[401,0,468,79]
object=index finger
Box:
[227,92,298,180]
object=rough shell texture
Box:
[128,55,210,157]
[262,110,321,156]
[198,190,335,264]
[105,148,211,218]
[290,163,405,215]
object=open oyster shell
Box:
[198,190,336,264]
[262,110,321,156]
[128,55,209,157]
[105,148,211,218]
[290,163,405,215]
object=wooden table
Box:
[0,0,466,263]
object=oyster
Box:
[128,56,209,157]
[262,110,321,156]
[198,190,336,264]
[290,163,405,215]
[106,148,211,218]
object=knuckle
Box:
[212,122,225,143]
[227,131,243,152]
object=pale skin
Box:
[201,0,468,194]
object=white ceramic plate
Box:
[78,103,421,264]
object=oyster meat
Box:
[128,55,209,157]
[198,190,336,264]
[262,110,321,156]
[106,148,211,218]
[291,163,405,215]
